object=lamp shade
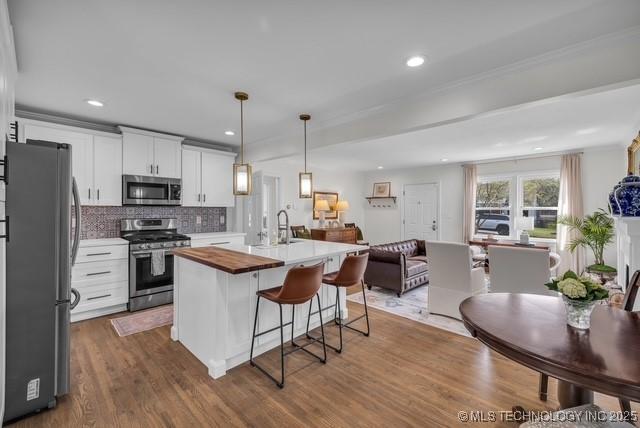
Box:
[516,216,534,231]
[299,172,313,198]
[315,199,331,212]
[336,200,350,211]
[233,163,252,196]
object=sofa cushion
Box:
[408,255,428,264]
[406,259,429,277]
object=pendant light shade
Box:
[298,114,313,199]
[233,92,252,196]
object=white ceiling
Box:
[8,0,639,147]
[305,84,640,171]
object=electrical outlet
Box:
[196,215,202,225]
[220,215,225,225]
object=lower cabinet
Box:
[71,241,129,322]
[189,234,245,248]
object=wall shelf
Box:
[365,196,397,207]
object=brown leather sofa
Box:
[364,239,429,297]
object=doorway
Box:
[243,172,281,245]
[403,183,439,241]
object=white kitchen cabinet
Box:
[22,122,121,206]
[201,151,234,207]
[181,146,236,207]
[120,127,183,178]
[122,132,154,176]
[154,137,182,178]
[181,148,201,206]
[93,135,123,205]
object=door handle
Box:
[70,288,81,310]
[432,220,437,231]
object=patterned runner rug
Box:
[110,305,173,337]
[347,286,471,337]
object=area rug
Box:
[347,286,471,337]
[110,305,173,337]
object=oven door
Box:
[129,249,175,297]
[122,175,181,206]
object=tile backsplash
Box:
[79,206,227,239]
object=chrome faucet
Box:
[277,209,290,245]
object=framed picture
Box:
[313,191,339,220]
[372,182,391,198]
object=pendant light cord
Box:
[240,99,244,164]
[304,119,307,173]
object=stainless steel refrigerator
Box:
[4,140,81,422]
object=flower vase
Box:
[562,296,596,329]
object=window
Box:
[475,172,560,241]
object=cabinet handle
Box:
[86,270,111,276]
[197,194,201,202]
[203,194,206,203]
[150,164,153,174]
[97,189,100,201]
[209,241,230,246]
[156,165,159,175]
[86,252,111,256]
[88,188,91,199]
[87,293,111,301]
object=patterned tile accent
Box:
[77,206,227,239]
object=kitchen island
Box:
[171,240,368,379]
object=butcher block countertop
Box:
[173,246,284,274]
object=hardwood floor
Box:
[9,302,637,427]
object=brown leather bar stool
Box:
[249,262,327,389]
[306,253,370,353]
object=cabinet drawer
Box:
[72,282,128,314]
[190,236,244,248]
[76,245,128,263]
[72,259,128,288]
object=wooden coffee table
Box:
[460,293,640,409]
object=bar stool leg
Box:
[278,303,285,388]
[290,305,295,345]
[249,296,260,367]
[335,287,344,353]
[360,280,370,336]
[316,293,327,363]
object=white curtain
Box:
[557,153,584,274]
[463,164,477,243]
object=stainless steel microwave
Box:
[122,175,181,206]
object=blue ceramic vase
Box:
[614,174,640,216]
[609,184,621,216]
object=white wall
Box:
[363,164,464,245]
[235,157,366,235]
[362,145,626,266]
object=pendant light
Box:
[233,91,252,196]
[298,114,313,198]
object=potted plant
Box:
[558,209,616,280]
[545,271,609,329]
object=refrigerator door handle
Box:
[71,177,81,266]
[70,288,80,310]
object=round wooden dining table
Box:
[460,293,640,409]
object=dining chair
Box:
[426,241,487,320]
[618,270,640,418]
[488,246,553,402]
[290,225,310,239]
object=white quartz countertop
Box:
[213,239,368,266]
[79,238,128,247]
[187,232,246,240]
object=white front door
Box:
[403,183,439,241]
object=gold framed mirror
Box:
[627,131,640,175]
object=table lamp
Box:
[336,200,350,226]
[516,216,535,245]
[315,199,331,228]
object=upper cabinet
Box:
[22,121,123,206]
[181,146,236,207]
[119,127,183,179]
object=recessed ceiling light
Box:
[85,99,104,107]
[576,127,599,135]
[377,166,384,170]
[441,158,449,162]
[406,55,425,67]
[533,147,543,151]
[224,130,235,136]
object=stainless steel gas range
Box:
[120,218,190,311]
